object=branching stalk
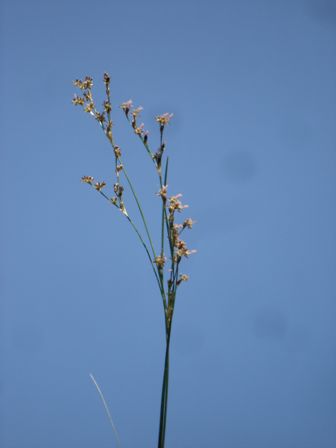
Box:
[73,75,195,448]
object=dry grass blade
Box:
[89,373,121,448]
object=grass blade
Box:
[89,373,121,448]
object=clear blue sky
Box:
[1,0,336,447]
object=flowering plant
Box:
[73,73,196,448]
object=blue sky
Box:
[1,0,336,447]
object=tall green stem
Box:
[158,327,171,448]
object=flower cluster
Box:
[175,239,196,259]
[94,181,106,191]
[156,113,173,127]
[74,76,93,90]
[81,175,94,184]
[170,202,195,271]
[183,218,195,229]
[168,194,189,215]
[82,176,106,190]
[154,255,167,269]
[157,184,168,201]
[155,184,196,289]
[176,274,189,286]
[73,74,114,144]
[72,77,96,115]
[120,99,133,117]
[127,106,148,139]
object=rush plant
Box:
[73,73,196,448]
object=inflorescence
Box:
[73,73,195,323]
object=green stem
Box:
[97,121,167,307]
[160,201,165,258]
[137,133,154,160]
[125,214,167,310]
[131,122,174,264]
[158,329,171,448]
[119,160,167,308]
[122,165,157,260]
[126,215,163,295]
[95,188,164,298]
[98,118,157,261]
